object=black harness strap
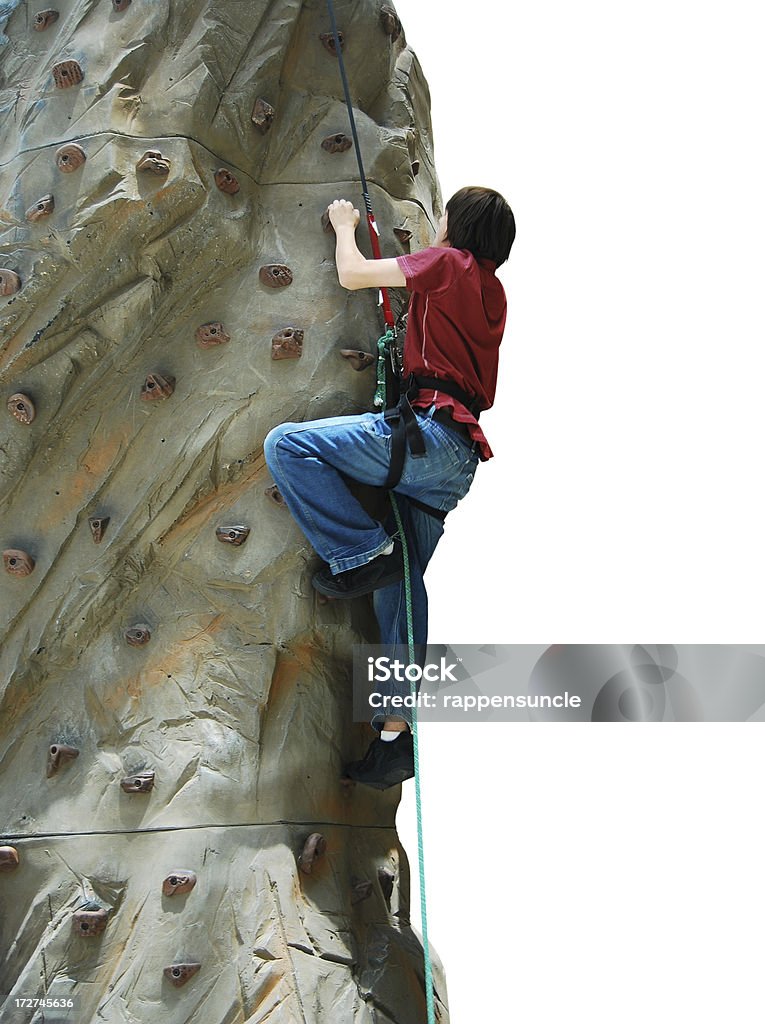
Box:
[406,496,448,522]
[383,372,482,490]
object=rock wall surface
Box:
[0,1,447,1020]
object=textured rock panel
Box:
[0,1,447,1020]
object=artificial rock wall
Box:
[0,1,448,1020]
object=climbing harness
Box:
[325,2,439,1020]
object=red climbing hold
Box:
[52,60,83,89]
[271,327,303,360]
[298,832,327,875]
[47,743,79,777]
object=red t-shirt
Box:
[396,246,506,459]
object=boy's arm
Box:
[328,199,407,291]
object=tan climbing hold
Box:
[136,150,170,176]
[164,963,201,987]
[26,195,55,222]
[162,870,197,896]
[0,846,20,872]
[0,269,21,296]
[251,97,275,134]
[3,549,35,577]
[55,143,86,173]
[33,9,59,30]
[7,393,35,424]
[321,133,352,154]
[120,771,155,793]
[340,349,375,371]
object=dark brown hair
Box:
[445,186,515,266]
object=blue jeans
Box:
[263,405,479,726]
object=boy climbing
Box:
[264,186,515,789]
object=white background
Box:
[393,2,765,1021]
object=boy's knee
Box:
[264,423,290,467]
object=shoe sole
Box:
[312,566,405,599]
[343,766,414,790]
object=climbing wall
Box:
[0,1,449,1020]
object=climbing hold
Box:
[112,0,131,10]
[298,833,326,875]
[140,373,175,400]
[351,879,374,905]
[265,484,285,507]
[125,625,151,647]
[321,209,333,233]
[378,868,394,904]
[162,871,197,897]
[321,133,352,154]
[195,322,230,348]
[26,195,55,222]
[380,5,402,41]
[0,270,21,296]
[47,743,79,777]
[55,143,86,173]
[393,227,412,244]
[136,150,170,176]
[33,9,59,30]
[3,550,35,577]
[52,60,83,89]
[214,168,240,195]
[88,516,110,544]
[164,963,201,987]
[72,907,108,937]
[319,31,344,55]
[411,159,420,177]
[0,847,20,872]
[251,97,275,134]
[340,349,374,371]
[259,264,292,288]
[215,526,250,546]
[120,771,155,793]
[271,327,303,360]
[7,393,35,424]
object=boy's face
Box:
[434,210,449,247]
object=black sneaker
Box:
[343,731,414,790]
[312,537,404,599]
